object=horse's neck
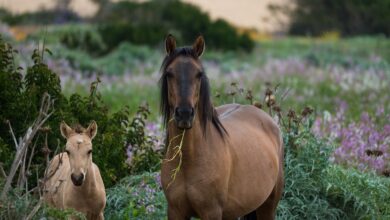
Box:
[166,118,207,162]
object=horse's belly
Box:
[224,131,280,217]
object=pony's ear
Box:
[60,121,73,139]
[165,34,176,55]
[192,35,205,57]
[85,121,98,139]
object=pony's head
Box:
[60,121,97,186]
[160,34,225,136]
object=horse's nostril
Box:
[175,108,180,117]
[175,107,194,119]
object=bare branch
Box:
[0,163,7,179]
[25,198,43,220]
[7,121,18,150]
[1,93,54,201]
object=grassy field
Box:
[1,23,390,219]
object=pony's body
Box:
[161,104,283,219]
[43,122,106,220]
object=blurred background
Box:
[0,0,389,219]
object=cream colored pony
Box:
[43,121,106,220]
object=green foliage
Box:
[0,36,158,190]
[97,0,254,52]
[105,173,166,220]
[126,105,162,174]
[0,181,85,220]
[285,0,390,36]
[1,8,80,25]
[28,25,107,56]
[276,108,390,219]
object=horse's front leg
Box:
[168,205,191,220]
[198,207,223,220]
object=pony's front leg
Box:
[86,212,104,220]
[168,206,190,220]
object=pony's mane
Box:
[72,124,85,134]
[159,47,227,137]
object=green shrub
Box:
[1,8,80,25]
[96,1,254,52]
[0,35,158,189]
[105,172,166,219]
[28,25,106,56]
[276,107,390,219]
[278,0,390,36]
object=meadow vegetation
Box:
[0,12,389,219]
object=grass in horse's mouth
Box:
[163,129,186,188]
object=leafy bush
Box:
[105,172,166,219]
[276,106,390,219]
[275,0,390,36]
[1,8,80,25]
[97,1,254,52]
[28,25,107,56]
[0,35,158,189]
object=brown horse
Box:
[43,121,106,220]
[160,35,284,220]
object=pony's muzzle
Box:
[71,173,85,186]
[174,107,194,129]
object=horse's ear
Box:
[165,34,176,55]
[192,35,205,57]
[60,121,73,139]
[85,121,98,139]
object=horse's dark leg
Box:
[198,208,223,220]
[168,206,190,220]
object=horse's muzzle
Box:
[71,173,85,186]
[175,107,194,129]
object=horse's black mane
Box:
[159,47,227,137]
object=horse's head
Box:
[161,35,206,130]
[60,121,97,186]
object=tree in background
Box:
[270,0,390,36]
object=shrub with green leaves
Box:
[97,1,254,52]
[105,172,166,219]
[276,107,390,219]
[28,25,107,56]
[0,34,160,189]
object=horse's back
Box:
[217,104,281,150]
[215,104,283,217]
[43,153,70,208]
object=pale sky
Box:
[0,0,289,32]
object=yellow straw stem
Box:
[165,129,186,189]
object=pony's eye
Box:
[196,72,203,79]
[65,150,70,155]
[88,150,92,155]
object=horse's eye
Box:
[65,150,70,155]
[88,150,92,155]
[196,72,203,79]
